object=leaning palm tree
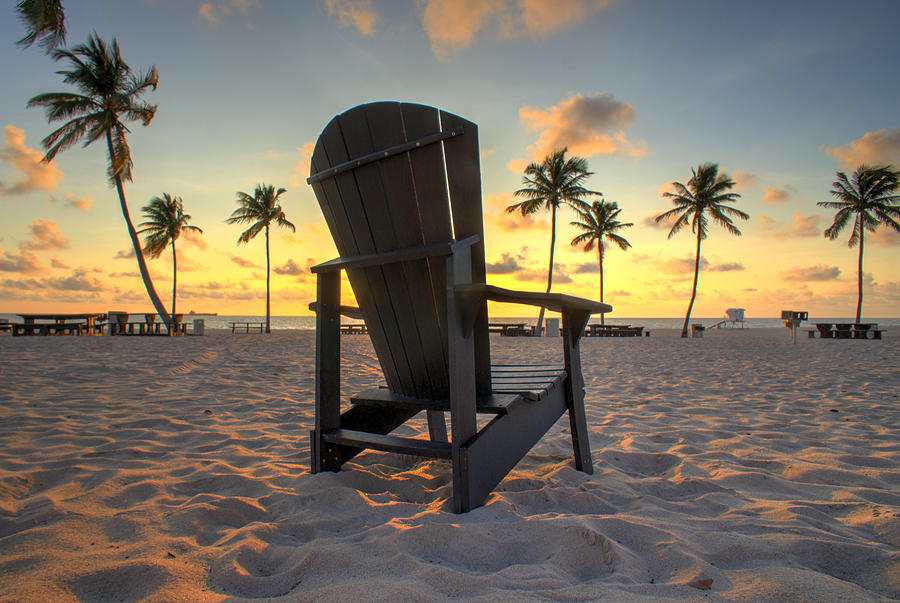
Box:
[818,165,900,323]
[570,200,633,325]
[27,34,170,325]
[16,0,66,51]
[138,193,203,333]
[656,163,749,338]
[226,184,295,333]
[507,148,600,334]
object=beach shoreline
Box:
[0,328,897,600]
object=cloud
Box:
[641,213,671,230]
[417,0,616,60]
[0,125,63,197]
[486,192,549,232]
[708,261,744,272]
[114,248,136,260]
[825,128,900,169]
[869,227,900,247]
[780,265,841,282]
[290,142,315,187]
[274,258,315,277]
[511,93,647,171]
[485,252,523,274]
[730,170,759,191]
[659,256,708,275]
[574,262,598,273]
[198,0,259,27]
[21,220,70,251]
[50,257,68,269]
[198,3,222,26]
[761,185,798,205]
[64,192,93,211]
[230,255,257,268]
[0,248,44,273]
[791,212,820,238]
[325,0,379,36]
[757,213,821,239]
[515,267,572,284]
[181,229,207,250]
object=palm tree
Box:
[27,34,170,325]
[570,200,633,325]
[226,184,295,333]
[16,0,66,51]
[818,165,900,323]
[507,148,600,335]
[656,163,749,338]
[138,194,203,333]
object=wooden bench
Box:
[0,319,11,333]
[585,324,644,337]
[489,322,533,336]
[230,322,265,333]
[809,323,883,340]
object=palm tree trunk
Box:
[598,245,605,326]
[856,221,864,323]
[682,230,702,338]
[535,204,557,336]
[265,224,271,333]
[171,240,177,336]
[106,131,170,327]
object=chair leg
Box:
[426,410,448,442]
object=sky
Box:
[1,0,899,319]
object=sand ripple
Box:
[0,328,897,600]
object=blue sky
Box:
[1,0,898,318]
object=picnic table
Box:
[107,312,188,335]
[340,323,368,335]
[585,324,644,337]
[488,322,532,336]
[230,321,265,333]
[810,323,883,340]
[12,313,106,336]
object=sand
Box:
[0,327,897,601]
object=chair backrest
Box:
[309,102,491,400]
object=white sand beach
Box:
[0,328,897,601]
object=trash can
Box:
[193,319,205,336]
[544,318,560,337]
[691,324,705,338]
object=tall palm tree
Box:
[570,200,633,325]
[818,165,900,323]
[507,148,600,335]
[16,0,66,51]
[138,193,203,333]
[27,34,170,325]
[656,163,749,338]
[226,184,295,333]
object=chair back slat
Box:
[310,101,490,399]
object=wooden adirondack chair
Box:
[307,101,611,513]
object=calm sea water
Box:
[4,313,897,331]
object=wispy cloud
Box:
[825,128,900,169]
[761,185,798,205]
[730,170,759,191]
[780,264,840,282]
[0,125,63,197]
[289,142,315,187]
[758,212,821,239]
[485,252,523,274]
[510,93,647,172]
[21,220,69,251]
[325,0,379,36]
[417,0,616,60]
[198,0,260,27]
[0,248,44,273]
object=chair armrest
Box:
[455,283,611,314]
[312,235,480,273]
[307,301,364,320]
